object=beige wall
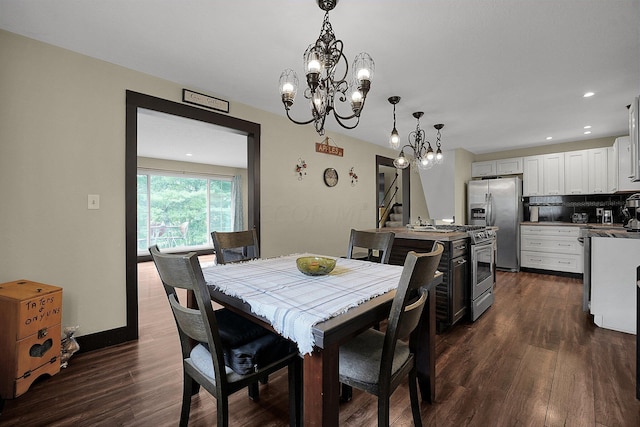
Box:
[0,30,427,337]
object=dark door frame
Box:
[376,155,410,227]
[79,90,261,351]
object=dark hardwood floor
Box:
[1,259,638,426]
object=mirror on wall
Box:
[376,155,410,228]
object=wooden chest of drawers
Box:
[0,280,62,399]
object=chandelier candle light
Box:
[388,97,444,170]
[279,0,375,135]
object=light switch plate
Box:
[88,194,100,210]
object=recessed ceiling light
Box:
[583,92,595,98]
[546,136,553,140]
[186,153,193,156]
[584,125,592,129]
[584,131,592,135]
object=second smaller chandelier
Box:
[388,96,444,170]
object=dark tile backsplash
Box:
[523,194,628,224]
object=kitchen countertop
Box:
[365,227,469,241]
[520,222,640,238]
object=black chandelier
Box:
[388,97,444,170]
[278,0,374,135]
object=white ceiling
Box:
[1,0,638,162]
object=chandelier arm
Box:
[332,112,361,130]
[284,107,317,126]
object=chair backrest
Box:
[149,245,228,390]
[379,243,444,386]
[346,229,395,264]
[211,229,260,265]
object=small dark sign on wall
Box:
[182,89,229,113]
[315,137,344,157]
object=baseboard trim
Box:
[75,327,137,354]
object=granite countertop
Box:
[365,227,469,241]
[520,222,640,238]
[521,221,626,229]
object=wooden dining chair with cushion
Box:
[211,228,270,397]
[149,246,301,427]
[341,228,395,401]
[212,229,259,265]
[338,244,444,427]
[346,229,395,264]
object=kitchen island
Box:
[582,227,640,334]
[366,227,471,332]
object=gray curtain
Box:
[232,175,243,231]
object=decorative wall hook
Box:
[295,158,307,180]
[349,167,358,186]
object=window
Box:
[137,170,237,253]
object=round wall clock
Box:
[323,168,339,187]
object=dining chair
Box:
[338,244,444,427]
[211,229,270,399]
[346,229,395,264]
[149,246,301,427]
[211,229,259,265]
[341,228,395,401]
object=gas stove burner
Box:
[433,224,486,232]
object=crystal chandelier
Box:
[388,97,444,170]
[278,0,374,136]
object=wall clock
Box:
[323,168,339,187]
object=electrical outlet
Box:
[88,194,100,210]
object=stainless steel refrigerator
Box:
[467,177,522,271]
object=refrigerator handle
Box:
[486,193,493,226]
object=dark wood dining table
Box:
[202,255,443,426]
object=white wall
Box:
[0,30,428,338]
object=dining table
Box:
[201,253,443,427]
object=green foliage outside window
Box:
[137,173,234,252]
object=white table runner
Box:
[203,254,403,355]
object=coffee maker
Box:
[622,193,640,231]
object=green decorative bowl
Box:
[296,256,336,276]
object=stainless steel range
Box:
[431,225,497,321]
[467,227,497,321]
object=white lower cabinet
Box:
[520,225,583,273]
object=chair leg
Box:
[180,373,194,427]
[248,381,260,401]
[340,383,353,402]
[378,395,390,427]
[408,369,423,427]
[288,357,303,427]
[217,395,229,427]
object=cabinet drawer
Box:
[521,250,583,273]
[0,280,62,340]
[14,352,62,398]
[521,225,582,237]
[521,236,582,255]
[15,323,61,380]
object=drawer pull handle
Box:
[558,261,571,264]
[558,243,571,247]
[530,242,541,245]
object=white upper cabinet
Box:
[523,156,543,196]
[564,150,589,194]
[607,145,618,192]
[496,157,524,175]
[471,157,523,177]
[542,153,564,195]
[615,136,640,192]
[588,148,608,194]
[471,160,497,177]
